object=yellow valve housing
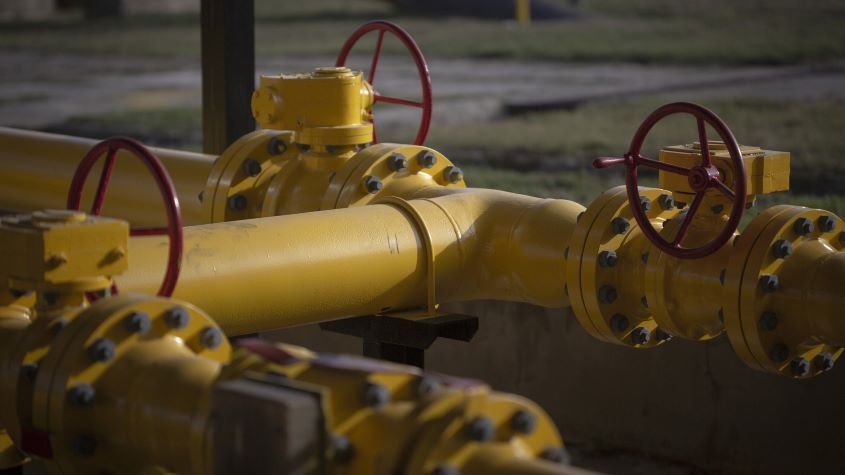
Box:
[659,141,790,204]
[252,66,374,146]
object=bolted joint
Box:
[199,327,223,350]
[362,175,383,194]
[771,239,793,259]
[466,416,495,442]
[361,382,390,408]
[87,338,116,363]
[654,328,673,342]
[540,446,571,465]
[759,311,778,331]
[227,194,248,211]
[598,285,618,304]
[793,217,813,236]
[416,377,441,398]
[759,275,780,293]
[657,194,675,210]
[611,217,630,235]
[50,318,68,336]
[598,250,618,268]
[639,197,652,212]
[331,434,355,463]
[814,352,834,372]
[266,136,287,155]
[510,409,537,435]
[67,383,96,406]
[710,204,725,215]
[242,159,262,177]
[609,313,629,333]
[417,151,438,168]
[631,327,651,345]
[817,215,837,232]
[769,343,789,363]
[444,166,464,184]
[164,306,190,329]
[790,358,809,377]
[386,153,408,171]
[124,311,151,335]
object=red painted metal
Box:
[593,102,747,259]
[336,20,433,145]
[66,137,183,297]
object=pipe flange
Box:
[323,144,465,210]
[724,205,844,378]
[567,185,680,347]
[202,129,296,223]
[31,295,230,472]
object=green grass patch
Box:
[1,0,844,65]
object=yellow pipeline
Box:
[0,127,214,227]
[120,189,583,335]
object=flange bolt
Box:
[540,446,571,465]
[759,311,778,331]
[814,352,834,372]
[818,215,836,232]
[50,318,68,336]
[199,327,223,350]
[631,327,651,345]
[466,416,495,442]
[640,197,652,212]
[227,194,247,211]
[657,194,675,210]
[267,136,287,155]
[416,377,441,398]
[611,217,630,235]
[598,285,618,303]
[790,358,809,377]
[759,275,779,293]
[164,306,190,329]
[654,328,673,342]
[332,434,355,463]
[772,240,792,259]
[124,311,151,335]
[793,217,813,236]
[242,159,262,177]
[418,151,438,168]
[361,382,390,408]
[609,313,629,333]
[68,384,96,406]
[88,338,116,363]
[387,153,408,171]
[598,250,618,268]
[510,409,537,435]
[363,175,383,194]
[444,166,464,183]
[769,343,789,363]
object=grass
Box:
[0,0,844,66]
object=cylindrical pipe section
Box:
[0,127,215,227]
[121,189,582,335]
[783,241,845,347]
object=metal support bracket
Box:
[319,314,478,369]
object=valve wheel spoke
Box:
[697,117,712,166]
[637,156,691,176]
[336,20,433,145]
[710,178,735,200]
[91,147,118,215]
[373,92,424,108]
[671,191,704,246]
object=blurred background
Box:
[2,1,845,472]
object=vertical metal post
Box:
[515,0,531,26]
[201,0,255,154]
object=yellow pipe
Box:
[0,127,215,227]
[120,189,583,335]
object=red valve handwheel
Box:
[593,102,747,259]
[66,137,183,297]
[336,20,433,145]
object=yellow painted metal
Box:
[120,188,583,335]
[0,305,30,470]
[225,343,573,475]
[659,141,790,203]
[252,67,374,146]
[515,0,531,26]
[566,186,680,346]
[724,205,844,378]
[0,127,215,227]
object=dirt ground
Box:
[2,50,843,133]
